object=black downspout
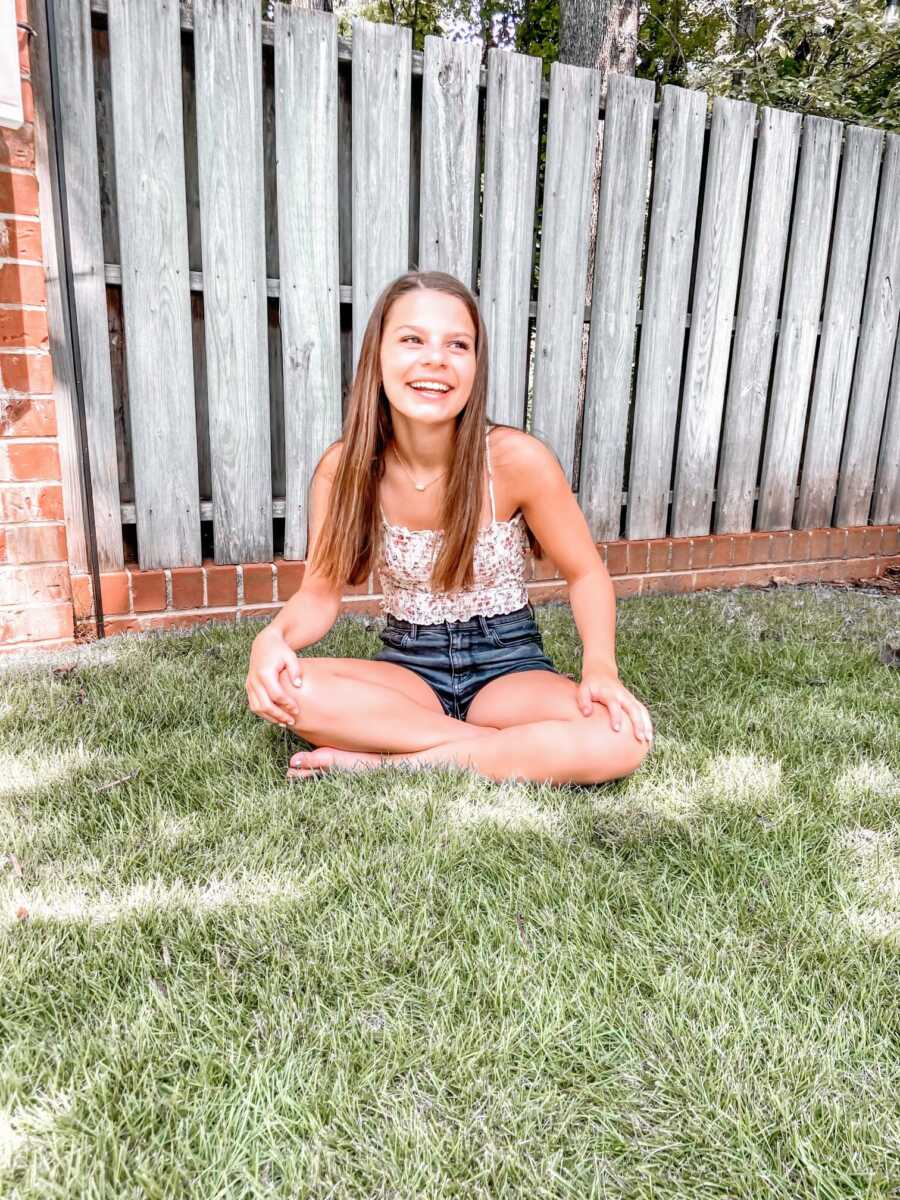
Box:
[43,0,105,640]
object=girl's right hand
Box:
[245,628,304,727]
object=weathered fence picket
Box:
[47,2,899,577]
[275,6,342,562]
[106,0,201,570]
[835,133,900,528]
[531,60,603,486]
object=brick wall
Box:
[48,526,896,647]
[0,0,75,652]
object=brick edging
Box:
[2,525,892,653]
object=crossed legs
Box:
[281,658,651,786]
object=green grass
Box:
[1,586,898,1199]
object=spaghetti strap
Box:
[485,428,497,523]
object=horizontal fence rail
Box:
[49,0,900,575]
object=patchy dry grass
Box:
[1,585,898,1198]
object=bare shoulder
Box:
[488,425,563,495]
[313,439,345,484]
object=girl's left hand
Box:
[576,670,653,743]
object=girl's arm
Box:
[260,444,345,652]
[512,431,618,673]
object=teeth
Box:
[409,382,449,392]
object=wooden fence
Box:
[46,0,900,575]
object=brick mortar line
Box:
[0,214,42,222]
[0,258,44,267]
[0,302,46,312]
[0,347,49,355]
[0,166,35,177]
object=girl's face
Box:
[379,289,477,428]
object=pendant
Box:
[415,482,425,491]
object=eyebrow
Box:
[394,324,473,338]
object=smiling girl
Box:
[245,270,653,785]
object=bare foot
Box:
[286,746,385,779]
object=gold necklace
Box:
[391,444,448,493]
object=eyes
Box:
[400,335,472,351]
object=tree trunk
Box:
[556,0,638,486]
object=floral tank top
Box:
[378,429,530,624]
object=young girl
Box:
[245,271,653,786]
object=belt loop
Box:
[409,621,418,642]
[477,614,489,637]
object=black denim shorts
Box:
[373,602,560,721]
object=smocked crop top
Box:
[377,428,530,623]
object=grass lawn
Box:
[1,585,898,1199]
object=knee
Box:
[287,659,338,734]
[581,709,652,783]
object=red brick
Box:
[808,529,829,560]
[3,522,66,563]
[242,563,274,604]
[0,482,62,522]
[0,218,42,260]
[669,538,691,572]
[694,568,744,592]
[594,543,608,567]
[131,569,166,612]
[0,122,34,171]
[18,25,30,76]
[605,541,628,575]
[750,532,772,564]
[238,603,281,622]
[71,574,93,619]
[731,534,752,565]
[709,535,734,567]
[0,600,73,645]
[171,566,203,609]
[20,80,33,125]
[0,440,59,481]
[861,526,882,557]
[0,561,69,605]
[788,530,812,561]
[275,559,304,602]
[0,171,38,216]
[626,540,650,575]
[689,537,712,570]
[881,526,900,556]
[0,306,48,349]
[99,571,129,615]
[525,580,570,605]
[770,530,791,562]
[646,538,670,571]
[335,596,389,619]
[828,527,849,558]
[844,527,868,558]
[612,576,643,599]
[0,351,53,395]
[206,563,237,607]
[532,552,561,581]
[0,262,45,305]
[643,570,695,595]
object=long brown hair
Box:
[310,270,542,594]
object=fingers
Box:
[246,676,301,727]
[576,683,593,717]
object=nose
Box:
[421,342,446,365]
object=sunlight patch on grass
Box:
[3,872,321,929]
[0,1092,70,1173]
[835,760,900,800]
[835,827,900,945]
[0,743,95,805]
[446,777,562,834]
[618,751,783,820]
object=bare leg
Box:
[290,707,650,787]
[284,660,497,755]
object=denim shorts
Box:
[373,602,560,721]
